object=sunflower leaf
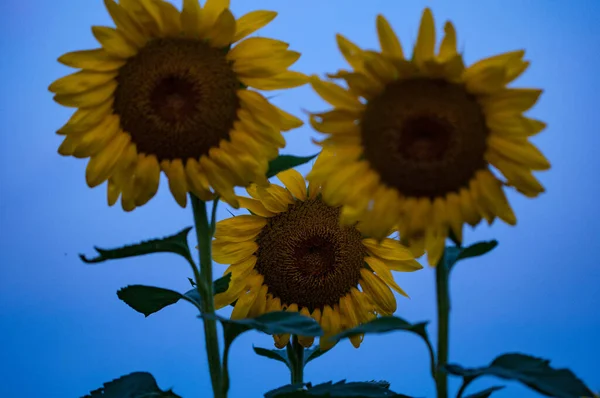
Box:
[79,227,194,264]
[446,353,594,398]
[332,316,432,347]
[267,154,318,178]
[253,346,291,370]
[81,371,181,398]
[213,272,232,295]
[118,274,230,317]
[204,311,323,348]
[446,240,498,272]
[264,380,414,397]
[463,386,505,398]
[117,285,198,317]
[303,346,329,366]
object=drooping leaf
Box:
[446,240,498,271]
[456,241,498,263]
[267,154,318,178]
[213,272,232,295]
[80,227,194,264]
[264,380,414,397]
[446,353,594,398]
[333,316,431,347]
[118,274,231,317]
[303,345,329,366]
[463,386,504,398]
[117,286,189,317]
[204,311,322,348]
[253,346,291,370]
[82,372,181,398]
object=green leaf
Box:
[82,372,181,398]
[264,380,414,397]
[117,274,230,317]
[463,386,504,398]
[267,154,318,178]
[446,353,594,398]
[446,240,498,271]
[333,316,431,345]
[253,346,291,370]
[303,346,329,366]
[117,286,196,317]
[204,311,322,348]
[80,227,194,264]
[213,272,231,295]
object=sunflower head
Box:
[307,8,549,265]
[212,169,422,350]
[50,0,307,211]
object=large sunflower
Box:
[50,0,306,210]
[212,168,422,350]
[307,9,549,265]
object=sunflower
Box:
[212,168,422,350]
[50,0,306,210]
[307,9,550,265]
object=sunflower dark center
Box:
[255,198,366,312]
[360,78,489,197]
[113,38,239,161]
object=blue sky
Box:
[1,0,599,397]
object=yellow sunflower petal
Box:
[227,37,288,61]
[239,71,307,91]
[72,114,121,158]
[481,88,543,114]
[238,196,276,217]
[413,8,435,66]
[364,256,408,297]
[104,0,148,48]
[199,0,230,36]
[231,280,263,320]
[359,269,396,315]
[161,159,188,208]
[53,81,117,108]
[214,279,245,309]
[58,49,126,71]
[212,239,258,264]
[207,8,236,48]
[445,192,464,242]
[310,76,363,112]
[363,51,398,84]
[438,21,457,61]
[248,284,268,318]
[233,51,301,78]
[362,237,415,261]
[376,14,403,59]
[233,10,277,42]
[458,187,482,227]
[277,169,307,201]
[476,170,516,225]
[487,135,550,170]
[151,0,182,36]
[181,0,203,37]
[214,215,267,241]
[85,132,131,187]
[251,184,294,213]
[92,26,137,58]
[133,154,161,206]
[335,34,365,71]
[424,227,446,266]
[486,151,545,197]
[49,71,118,95]
[274,105,304,131]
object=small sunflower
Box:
[212,168,422,350]
[50,0,306,210]
[307,9,550,265]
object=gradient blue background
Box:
[1,0,598,397]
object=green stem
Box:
[191,194,223,398]
[455,378,473,398]
[435,253,451,398]
[290,336,304,384]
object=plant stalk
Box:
[435,253,451,398]
[191,194,223,398]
